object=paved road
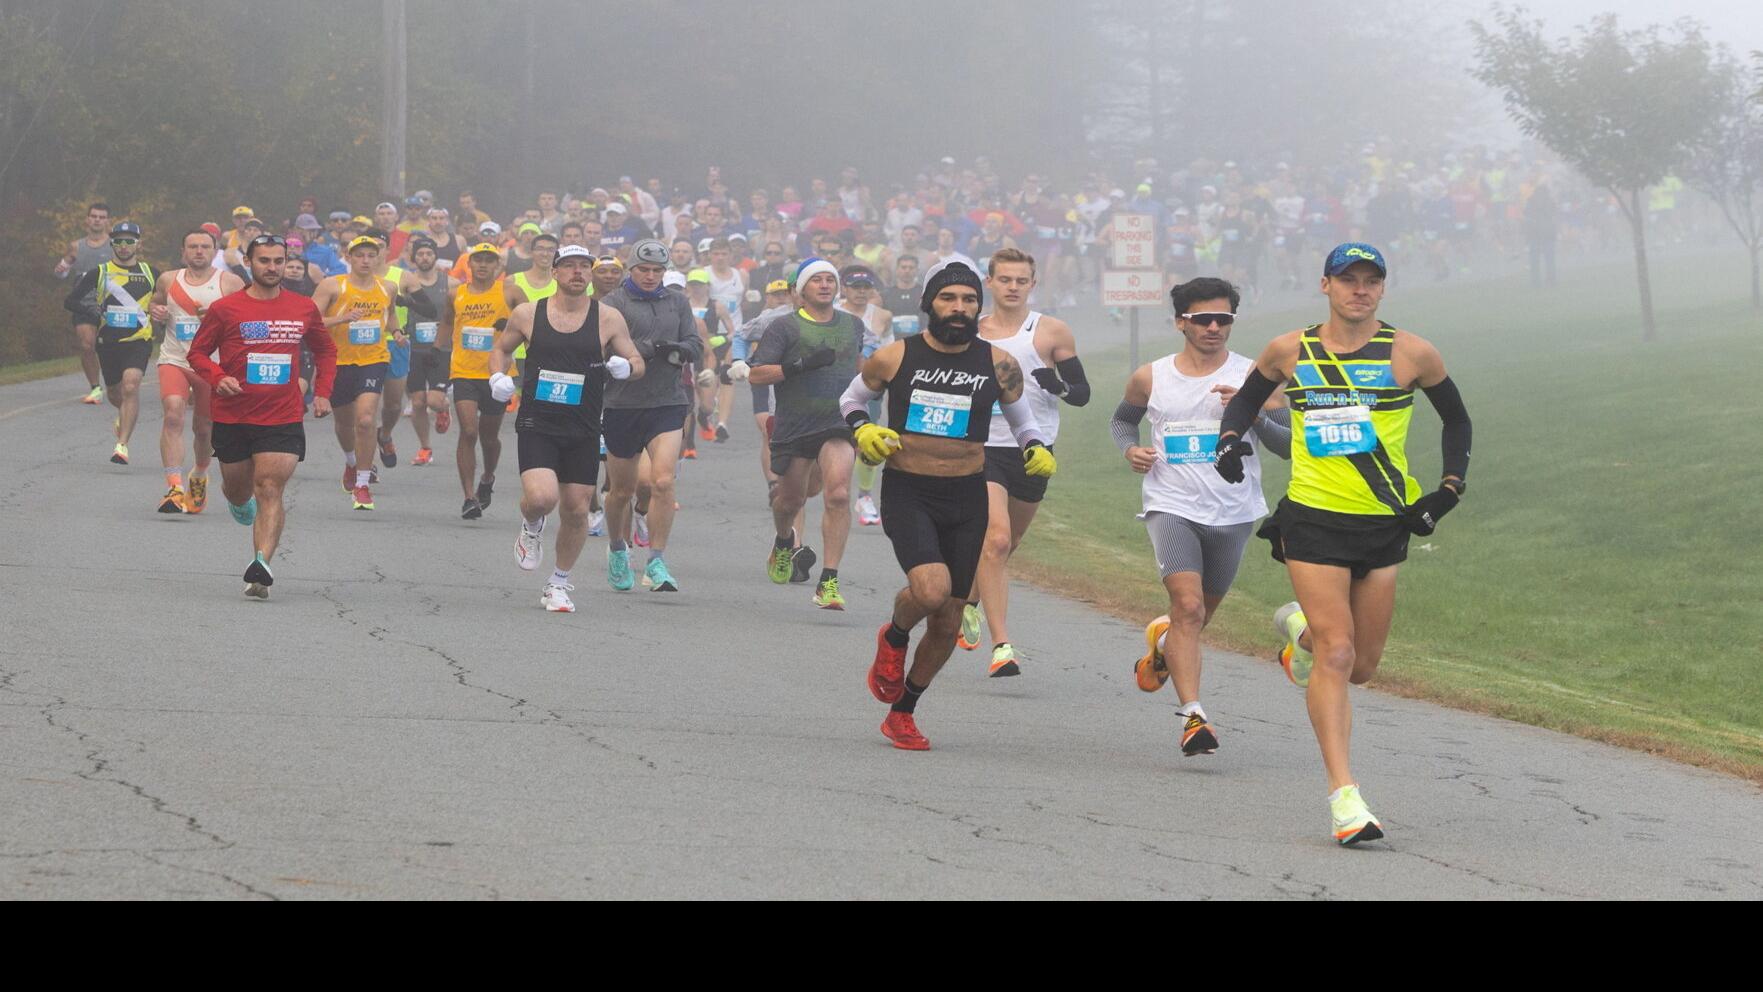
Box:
[2,370,1759,900]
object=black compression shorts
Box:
[880,468,988,600]
[518,430,601,488]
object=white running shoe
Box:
[857,493,881,526]
[516,519,545,571]
[540,583,575,613]
[588,509,606,537]
[633,511,651,548]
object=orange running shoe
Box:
[1134,615,1171,692]
[434,405,451,434]
[682,449,697,460]
[1180,713,1219,756]
[412,447,434,466]
[698,426,715,442]
[868,624,906,703]
[880,711,930,751]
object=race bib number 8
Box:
[413,321,438,344]
[245,352,293,385]
[905,389,972,438]
[1304,405,1377,456]
[535,369,584,405]
[1159,419,1220,465]
[173,316,200,342]
[348,320,381,345]
[461,326,495,351]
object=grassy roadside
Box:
[0,356,81,388]
[1015,252,1763,782]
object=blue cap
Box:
[110,221,142,239]
[1324,242,1387,278]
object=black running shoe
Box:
[790,546,817,584]
[244,558,273,600]
[475,479,493,510]
[461,497,483,520]
[714,424,730,443]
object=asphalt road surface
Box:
[3,370,1759,900]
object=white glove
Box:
[488,372,516,403]
[694,368,717,389]
[606,355,633,380]
[726,360,751,383]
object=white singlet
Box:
[983,311,1060,447]
[1140,351,1267,526]
[157,268,227,370]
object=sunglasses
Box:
[1181,312,1235,327]
[249,234,288,249]
[110,238,139,246]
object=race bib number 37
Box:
[535,369,584,405]
[905,389,972,438]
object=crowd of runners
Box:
[48,156,1474,847]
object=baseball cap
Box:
[405,195,424,207]
[729,233,748,242]
[1323,242,1388,278]
[478,221,502,235]
[231,206,253,217]
[414,189,433,202]
[375,201,398,213]
[518,222,543,235]
[346,235,382,252]
[765,279,791,294]
[593,254,624,271]
[328,210,352,221]
[663,271,687,289]
[841,265,877,286]
[350,214,372,227]
[110,221,142,239]
[200,222,223,238]
[605,201,628,215]
[295,213,321,230]
[468,242,502,257]
[686,268,710,285]
[554,244,594,264]
[407,236,437,253]
[696,238,714,254]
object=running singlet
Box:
[886,333,1000,445]
[450,281,512,380]
[516,297,604,437]
[409,273,449,348]
[93,262,157,342]
[324,275,393,366]
[511,272,556,360]
[1142,352,1268,526]
[1285,323,1419,517]
[158,268,227,370]
[983,311,1060,447]
[386,265,411,336]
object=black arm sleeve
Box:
[1054,355,1091,407]
[64,271,93,315]
[1422,376,1472,481]
[1111,401,1146,453]
[1219,368,1280,440]
[399,291,437,319]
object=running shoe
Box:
[1330,785,1384,846]
[814,576,845,611]
[434,405,450,434]
[767,544,793,584]
[868,624,906,704]
[110,443,129,465]
[632,513,650,548]
[698,426,716,442]
[681,448,697,460]
[958,602,983,651]
[1274,602,1314,688]
[244,557,273,600]
[988,643,1021,678]
[645,557,678,592]
[461,497,483,521]
[83,385,103,405]
[789,545,816,584]
[587,509,605,537]
[475,478,494,510]
[411,447,433,467]
[228,496,257,527]
[540,582,575,613]
[607,548,634,591]
[378,435,398,468]
[516,520,544,571]
[880,711,930,751]
[352,484,375,511]
[185,474,208,514]
[856,494,881,526]
[157,486,186,514]
[714,423,730,443]
[1134,615,1171,692]
[342,463,355,494]
[1180,713,1219,756]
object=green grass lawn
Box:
[0,356,81,387]
[1018,251,1763,777]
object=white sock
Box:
[523,515,546,536]
[345,451,357,468]
[356,469,372,487]
[549,569,570,586]
[1157,629,1168,654]
[1177,700,1207,720]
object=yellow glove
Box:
[1022,443,1057,478]
[854,423,902,465]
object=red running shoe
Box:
[435,405,451,434]
[868,624,906,703]
[880,711,930,751]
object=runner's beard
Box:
[927,312,977,346]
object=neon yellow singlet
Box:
[510,271,555,361]
[1285,323,1420,517]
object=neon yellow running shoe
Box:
[988,642,1020,678]
[813,576,845,611]
[1274,602,1313,688]
[767,544,793,584]
[1330,785,1384,846]
[958,602,983,651]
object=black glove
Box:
[784,346,837,377]
[1403,486,1460,536]
[1212,435,1254,484]
[1030,366,1068,397]
[654,340,695,367]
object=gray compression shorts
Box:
[1144,512,1255,596]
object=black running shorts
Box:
[1257,497,1409,580]
[450,377,509,415]
[983,444,1051,504]
[212,420,306,464]
[769,427,854,476]
[407,348,450,393]
[96,337,151,387]
[331,363,388,407]
[518,430,602,487]
[880,468,988,600]
[602,404,689,459]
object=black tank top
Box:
[410,274,450,349]
[517,297,605,436]
[886,333,999,445]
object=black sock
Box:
[774,533,793,551]
[884,622,910,648]
[891,678,926,714]
[820,567,838,584]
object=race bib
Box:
[173,316,200,342]
[535,369,584,405]
[461,326,495,351]
[1304,405,1377,456]
[1169,242,1189,257]
[348,319,381,345]
[412,321,438,344]
[1223,228,1242,243]
[1160,420,1220,465]
[104,305,142,330]
[905,389,971,438]
[245,352,293,385]
[891,315,921,337]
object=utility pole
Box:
[521,0,535,197]
[380,0,407,198]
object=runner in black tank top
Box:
[490,246,645,613]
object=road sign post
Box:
[1104,213,1158,369]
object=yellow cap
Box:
[765,279,791,294]
[346,235,382,252]
[232,205,253,217]
[686,268,711,284]
[350,215,372,226]
[468,242,502,257]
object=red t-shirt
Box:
[188,288,336,426]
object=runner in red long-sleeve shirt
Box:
[187,234,337,599]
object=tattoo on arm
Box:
[995,353,1024,401]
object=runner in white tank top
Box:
[147,229,244,514]
[962,249,1091,677]
[838,269,896,529]
[1112,277,1290,758]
